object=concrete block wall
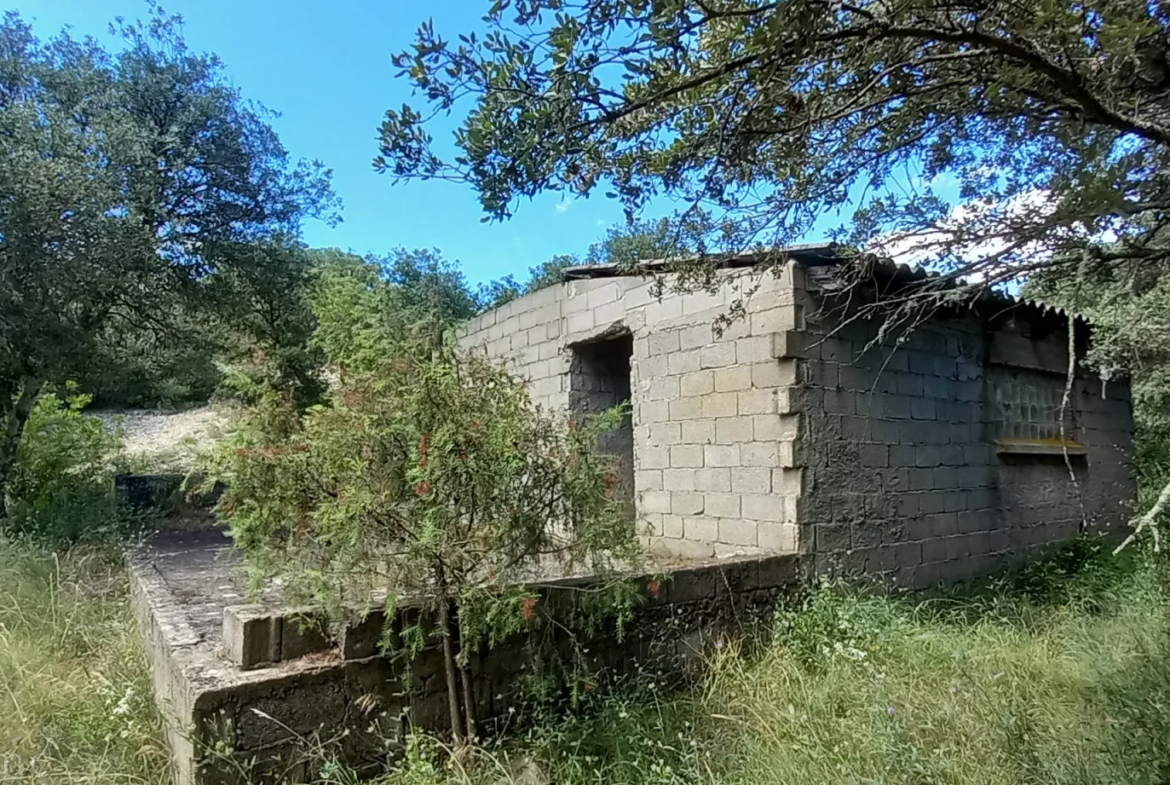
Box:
[458,267,805,559]
[785,268,1136,587]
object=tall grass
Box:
[3,537,1168,785]
[0,540,170,784]
[366,543,1170,785]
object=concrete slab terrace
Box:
[130,527,807,785]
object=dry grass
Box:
[3,538,1168,785]
[0,541,171,784]
[365,543,1170,785]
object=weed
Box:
[0,540,170,784]
[359,543,1170,785]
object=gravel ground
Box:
[91,406,230,472]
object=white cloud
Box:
[555,197,571,213]
[866,189,1057,283]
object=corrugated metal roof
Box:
[562,243,1088,326]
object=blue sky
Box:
[15,1,959,286]
[13,0,655,285]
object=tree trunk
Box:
[0,377,44,521]
[460,661,478,743]
[440,599,467,748]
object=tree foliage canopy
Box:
[0,9,335,507]
[378,0,1170,287]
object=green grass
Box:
[0,540,171,784]
[3,538,1170,785]
[368,543,1170,785]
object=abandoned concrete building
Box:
[132,246,1137,784]
[458,245,1136,587]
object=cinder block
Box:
[772,330,810,359]
[705,493,742,518]
[818,337,854,364]
[773,467,803,495]
[638,446,670,470]
[648,421,682,446]
[823,389,855,415]
[701,392,739,418]
[662,468,696,491]
[713,365,752,392]
[895,494,920,518]
[637,469,663,491]
[670,444,704,468]
[340,607,390,660]
[752,414,785,441]
[648,331,680,356]
[667,349,702,375]
[281,611,330,661]
[586,282,621,308]
[743,441,780,467]
[682,419,716,444]
[694,468,731,492]
[758,523,798,552]
[718,518,758,547]
[669,397,704,421]
[916,445,941,468]
[715,417,754,444]
[680,371,714,398]
[909,468,933,492]
[704,444,740,467]
[750,307,798,335]
[910,397,937,420]
[859,444,888,468]
[777,441,797,468]
[679,323,715,350]
[672,492,705,516]
[880,394,913,420]
[683,516,719,542]
[566,312,594,335]
[640,490,672,514]
[224,605,282,670]
[732,467,772,494]
[736,335,775,363]
[738,389,776,415]
[661,514,684,539]
[815,524,850,553]
[645,375,680,401]
[700,343,737,368]
[742,494,786,522]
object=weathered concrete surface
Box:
[786,265,1136,587]
[132,529,807,784]
[130,530,402,785]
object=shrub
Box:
[3,388,130,543]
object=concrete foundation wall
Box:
[459,269,805,560]
[130,531,805,785]
[786,270,1136,587]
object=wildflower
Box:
[886,705,896,715]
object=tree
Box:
[207,239,329,408]
[0,10,335,514]
[381,247,484,325]
[206,281,642,750]
[1027,252,1170,510]
[376,0,1170,289]
[481,217,690,309]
